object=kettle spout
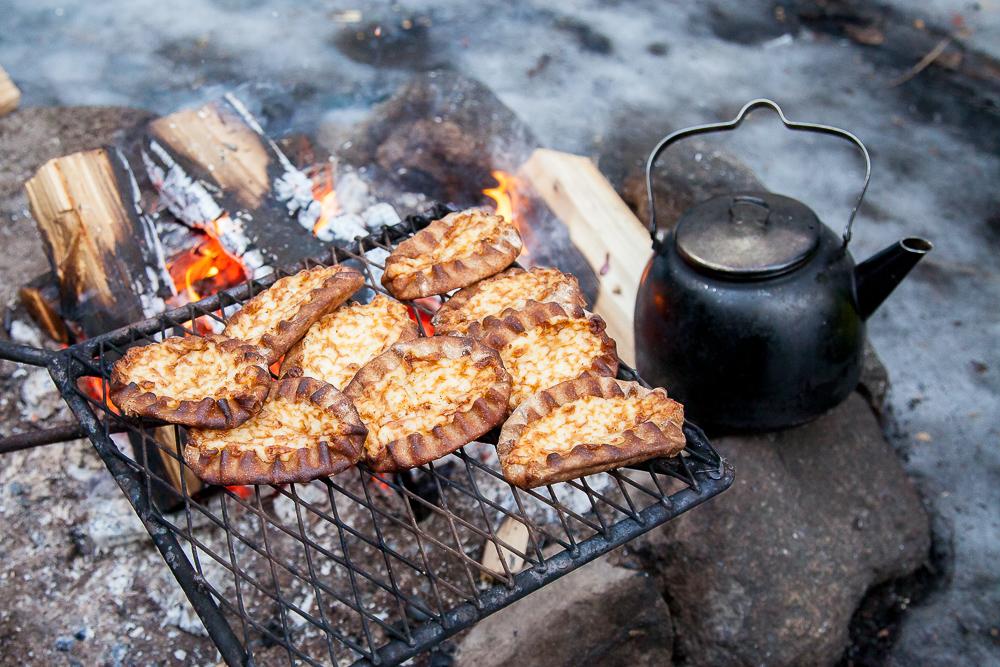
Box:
[855,237,933,319]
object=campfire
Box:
[1,83,729,666]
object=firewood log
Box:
[0,66,20,117]
[24,147,172,334]
[24,147,196,504]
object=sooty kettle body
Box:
[634,100,931,432]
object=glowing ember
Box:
[167,218,249,306]
[483,169,515,222]
[310,164,341,236]
[77,376,119,414]
[408,305,435,336]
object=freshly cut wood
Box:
[24,147,192,504]
[480,516,530,582]
[24,147,172,334]
[0,66,20,117]
[518,149,651,366]
[144,94,327,272]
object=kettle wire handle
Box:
[645,98,871,248]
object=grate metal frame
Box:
[6,208,734,666]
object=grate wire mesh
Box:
[50,209,733,666]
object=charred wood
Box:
[143,94,328,272]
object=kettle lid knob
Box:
[675,192,821,279]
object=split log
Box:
[143,93,328,272]
[519,149,651,366]
[24,147,196,504]
[0,66,20,117]
[24,147,173,334]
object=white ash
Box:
[345,247,390,301]
[361,203,401,230]
[9,319,43,348]
[272,482,331,525]
[143,141,224,225]
[315,212,367,243]
[395,192,431,215]
[274,167,321,230]
[458,442,619,532]
[84,495,153,554]
[117,146,175,302]
[143,143,271,278]
[224,92,322,233]
[155,578,209,638]
[19,368,62,422]
[333,171,371,215]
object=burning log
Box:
[24,147,172,334]
[519,149,650,365]
[143,94,328,272]
[0,65,20,117]
[24,147,198,504]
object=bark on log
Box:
[143,94,328,272]
[0,66,20,117]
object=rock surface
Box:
[453,556,673,667]
[334,70,538,205]
[627,393,930,666]
[619,137,765,234]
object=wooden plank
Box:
[518,148,652,366]
[0,65,20,117]
[480,516,530,582]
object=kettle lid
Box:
[675,192,821,278]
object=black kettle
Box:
[635,99,932,432]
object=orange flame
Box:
[77,376,119,414]
[483,170,514,222]
[167,217,249,306]
[311,164,341,236]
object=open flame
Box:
[310,163,341,236]
[483,169,514,222]
[484,169,531,263]
[167,218,249,306]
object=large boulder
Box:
[628,393,930,666]
[334,70,538,205]
[453,556,674,667]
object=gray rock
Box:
[859,339,890,415]
[454,556,673,667]
[627,393,930,666]
[620,137,764,234]
[335,70,538,205]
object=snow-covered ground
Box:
[0,0,997,663]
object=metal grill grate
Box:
[23,208,732,666]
